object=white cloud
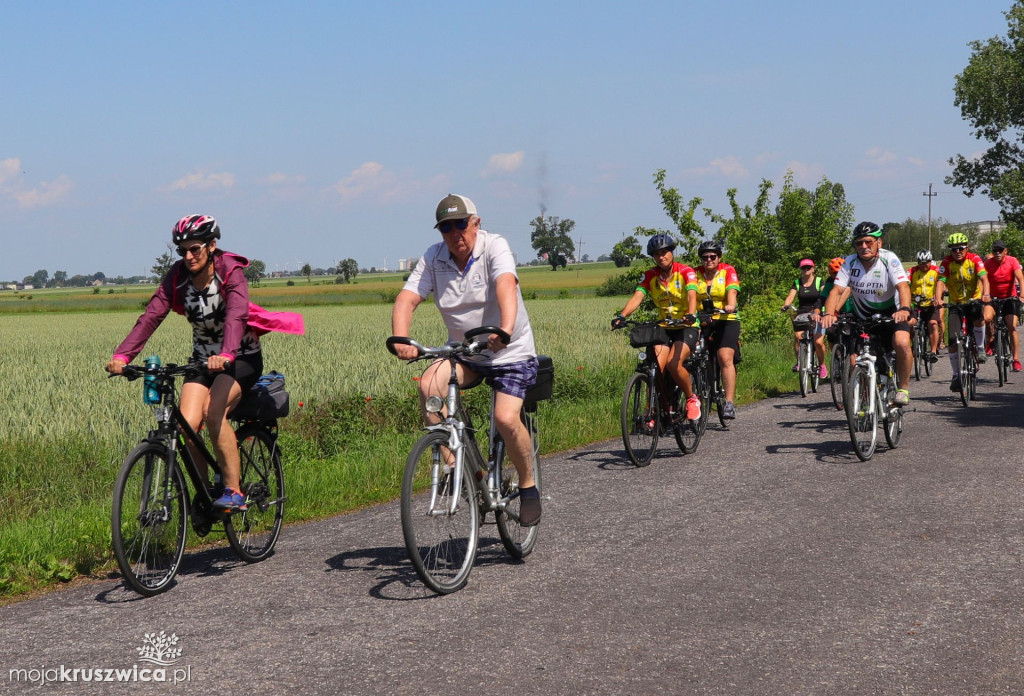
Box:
[863,147,897,167]
[0,158,21,186]
[15,175,74,209]
[332,161,446,205]
[260,172,307,186]
[480,151,525,178]
[169,169,236,192]
[681,155,749,180]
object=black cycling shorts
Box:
[185,352,263,392]
[703,320,741,352]
[664,327,699,350]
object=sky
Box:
[0,0,1016,281]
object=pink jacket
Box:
[113,250,304,363]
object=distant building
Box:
[960,220,1007,235]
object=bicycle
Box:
[783,307,820,397]
[842,315,905,461]
[990,297,1014,387]
[910,294,935,381]
[943,301,983,407]
[827,314,856,411]
[386,327,552,595]
[615,319,702,466]
[691,310,730,430]
[109,360,286,596]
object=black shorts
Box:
[995,297,1021,319]
[185,352,263,391]
[916,306,937,324]
[946,305,984,343]
[664,327,699,350]
[703,320,741,352]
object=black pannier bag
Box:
[231,371,290,421]
[629,323,670,348]
[524,356,554,411]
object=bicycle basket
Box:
[629,324,670,348]
[231,371,290,421]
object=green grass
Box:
[0,290,802,600]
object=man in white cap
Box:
[391,194,541,526]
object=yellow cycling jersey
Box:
[637,262,699,322]
[909,265,938,306]
[694,264,740,320]
[937,252,986,304]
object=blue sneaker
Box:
[212,487,248,512]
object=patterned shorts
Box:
[457,357,539,400]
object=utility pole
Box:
[923,183,937,253]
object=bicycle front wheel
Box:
[882,384,904,449]
[829,342,846,411]
[496,410,541,559]
[225,424,285,563]
[401,431,479,594]
[111,442,188,596]
[621,372,659,467]
[844,365,878,461]
[958,343,972,406]
[799,341,810,398]
[912,328,923,381]
[997,327,1010,386]
[810,347,821,393]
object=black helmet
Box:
[646,233,677,256]
[852,221,882,242]
[697,240,723,256]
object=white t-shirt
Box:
[403,229,536,365]
[834,248,909,318]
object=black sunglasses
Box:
[438,218,471,234]
[176,243,207,257]
[700,254,719,261]
[950,245,968,252]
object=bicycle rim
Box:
[883,400,904,448]
[811,350,820,393]
[830,344,846,411]
[111,443,187,596]
[401,431,479,594]
[958,345,971,406]
[225,424,285,563]
[998,329,1009,385]
[799,343,809,397]
[496,411,541,559]
[844,366,877,461]
[913,331,923,381]
[621,372,659,466]
[673,385,702,454]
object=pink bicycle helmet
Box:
[172,214,221,245]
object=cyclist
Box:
[781,258,827,379]
[983,239,1024,371]
[106,215,304,512]
[934,232,993,392]
[391,194,541,526]
[820,221,913,405]
[694,240,740,419]
[909,249,941,364]
[612,233,702,423]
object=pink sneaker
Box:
[685,395,701,421]
[819,364,828,379]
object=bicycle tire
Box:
[882,383,903,449]
[621,372,659,467]
[689,358,711,437]
[496,410,541,559]
[997,326,1009,386]
[401,430,479,594]
[225,424,285,563]
[912,327,923,381]
[829,342,846,411]
[799,340,810,398]
[844,364,878,461]
[968,346,979,400]
[715,376,728,430]
[673,385,702,454]
[111,442,188,596]
[810,347,820,393]
[923,328,933,377]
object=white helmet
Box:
[916,249,933,263]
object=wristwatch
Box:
[898,306,911,312]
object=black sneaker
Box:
[190,493,213,537]
[518,488,542,527]
[927,352,939,364]
[950,376,961,392]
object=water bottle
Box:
[143,355,162,404]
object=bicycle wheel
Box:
[690,359,711,437]
[621,372,659,467]
[912,328,923,381]
[967,345,979,401]
[829,342,846,411]
[496,410,541,559]
[810,347,820,393]
[997,327,1009,386]
[401,430,479,594]
[958,340,973,406]
[715,374,728,429]
[798,340,810,398]
[844,365,878,461]
[111,442,188,596]
[923,328,933,377]
[882,384,903,449]
[673,385,702,454]
[225,424,285,563]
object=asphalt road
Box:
[3,349,1024,695]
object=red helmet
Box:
[829,257,844,273]
[172,214,220,245]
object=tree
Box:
[301,263,312,283]
[31,269,48,288]
[634,169,706,259]
[947,2,1024,225]
[610,235,643,267]
[337,258,359,283]
[244,259,266,286]
[152,245,175,279]
[529,215,576,270]
[53,270,67,286]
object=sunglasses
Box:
[438,218,471,235]
[993,247,1007,253]
[852,239,876,247]
[176,243,207,257]
[950,245,968,252]
[700,254,719,261]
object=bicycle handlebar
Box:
[386,326,511,361]
[111,360,207,382]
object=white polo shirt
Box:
[403,229,536,365]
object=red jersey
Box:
[983,254,1022,298]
